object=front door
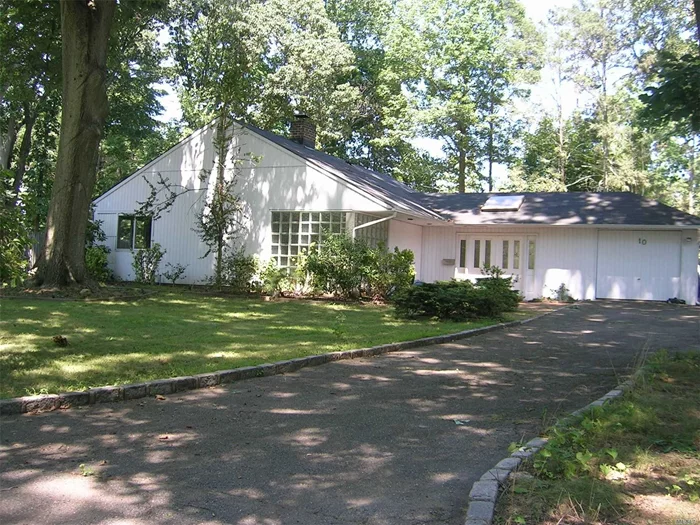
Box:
[455,235,526,292]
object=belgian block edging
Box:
[463,373,635,525]
[0,305,571,416]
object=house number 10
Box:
[638,238,647,245]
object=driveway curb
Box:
[463,372,634,525]
[0,305,572,416]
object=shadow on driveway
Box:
[1,301,698,525]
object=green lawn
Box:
[0,290,534,398]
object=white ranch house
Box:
[93,117,700,305]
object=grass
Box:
[495,351,700,525]
[0,289,536,399]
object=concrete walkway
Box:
[1,302,698,525]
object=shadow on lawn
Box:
[1,293,499,398]
[0,302,698,525]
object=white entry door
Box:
[456,235,528,292]
[596,230,681,301]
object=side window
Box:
[502,240,509,269]
[117,215,153,250]
[459,239,466,268]
[528,239,536,270]
[513,240,520,270]
[117,216,133,249]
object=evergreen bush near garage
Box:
[393,267,519,321]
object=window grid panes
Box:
[354,213,389,248]
[484,240,491,267]
[528,240,536,270]
[513,240,520,270]
[473,240,481,267]
[117,215,152,250]
[502,240,509,269]
[271,211,346,268]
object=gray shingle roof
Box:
[417,192,700,226]
[246,123,444,221]
[243,124,700,228]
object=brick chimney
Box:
[290,114,316,149]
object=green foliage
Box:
[551,283,573,302]
[305,234,373,299]
[366,244,415,299]
[302,234,415,300]
[393,271,519,321]
[533,351,700,481]
[84,246,112,283]
[131,243,165,284]
[220,248,258,293]
[0,191,31,285]
[259,259,292,296]
[640,52,700,133]
[162,262,188,285]
[84,216,112,282]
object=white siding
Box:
[94,123,389,283]
[596,230,681,301]
[388,220,423,278]
[680,230,699,305]
[418,225,698,304]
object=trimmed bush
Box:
[85,245,112,282]
[221,248,258,293]
[367,245,415,299]
[393,270,519,321]
[305,234,373,299]
[132,243,165,284]
[303,234,415,300]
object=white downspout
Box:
[352,212,397,239]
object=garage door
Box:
[596,230,681,301]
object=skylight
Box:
[481,195,524,212]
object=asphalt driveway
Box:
[1,302,698,525]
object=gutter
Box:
[352,212,397,239]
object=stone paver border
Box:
[0,305,572,416]
[463,376,635,525]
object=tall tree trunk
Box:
[694,0,700,49]
[214,105,231,289]
[0,114,18,171]
[487,95,494,192]
[690,136,697,215]
[458,149,466,193]
[11,104,38,205]
[36,0,116,286]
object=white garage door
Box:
[596,230,681,301]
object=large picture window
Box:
[354,213,389,248]
[271,211,346,268]
[117,215,152,250]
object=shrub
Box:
[0,196,30,286]
[132,243,165,284]
[305,233,373,298]
[85,245,112,282]
[162,262,188,285]
[367,245,415,299]
[393,269,519,321]
[260,258,290,296]
[85,216,112,282]
[221,248,258,293]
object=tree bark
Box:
[36,0,117,286]
[694,0,700,49]
[0,114,18,171]
[458,149,466,193]
[11,103,38,205]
